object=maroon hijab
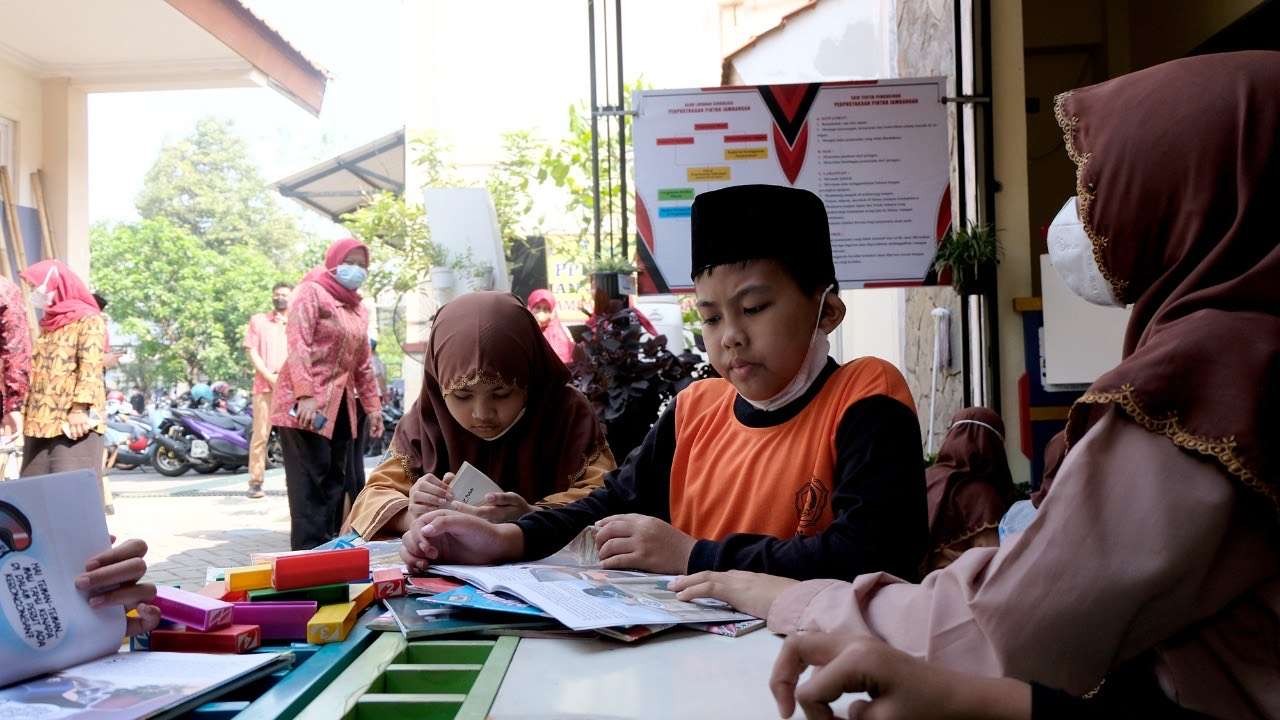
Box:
[391,292,607,500]
[926,408,1015,552]
[1054,51,1280,513]
[303,238,367,308]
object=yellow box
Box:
[686,166,731,182]
[724,147,768,160]
[349,582,376,615]
[307,601,357,645]
[225,564,273,592]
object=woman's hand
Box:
[76,537,162,637]
[295,396,319,428]
[770,634,1031,720]
[66,406,91,440]
[670,570,798,619]
[368,412,385,439]
[408,473,455,520]
[2,411,21,440]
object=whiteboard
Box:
[1040,254,1130,386]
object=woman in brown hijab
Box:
[346,292,615,540]
[924,408,1015,572]
[677,52,1280,718]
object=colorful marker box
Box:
[248,582,351,605]
[307,601,357,645]
[149,624,262,653]
[371,568,405,599]
[225,563,274,592]
[272,547,369,591]
[349,582,376,615]
[231,601,318,641]
[154,585,233,632]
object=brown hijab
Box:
[926,408,1015,554]
[392,292,607,500]
[1054,51,1280,515]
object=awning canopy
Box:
[274,129,405,222]
[0,0,328,115]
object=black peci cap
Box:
[689,184,836,292]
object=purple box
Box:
[231,601,319,641]
[154,585,234,632]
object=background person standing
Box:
[272,239,383,550]
[19,261,108,501]
[243,282,292,498]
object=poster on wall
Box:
[632,77,951,293]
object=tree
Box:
[90,218,288,386]
[487,130,547,254]
[136,117,309,269]
[339,190,441,297]
[538,79,647,263]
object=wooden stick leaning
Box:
[31,170,57,263]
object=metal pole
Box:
[615,0,628,260]
[587,0,602,259]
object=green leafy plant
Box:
[933,223,999,293]
[340,191,444,295]
[588,255,637,274]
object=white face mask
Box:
[1047,196,1122,307]
[743,285,835,412]
[31,267,57,310]
[481,407,526,441]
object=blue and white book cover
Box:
[425,584,551,618]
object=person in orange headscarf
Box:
[525,288,578,365]
[272,238,384,550]
[19,260,108,488]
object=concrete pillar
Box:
[40,78,89,276]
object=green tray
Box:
[293,636,519,720]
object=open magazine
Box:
[1,471,125,687]
[430,527,755,632]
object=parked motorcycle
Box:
[151,405,281,477]
[104,409,156,471]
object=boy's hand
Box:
[670,569,797,619]
[770,634,1031,720]
[399,510,524,573]
[448,492,534,523]
[594,514,696,574]
[76,537,162,638]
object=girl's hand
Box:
[77,537,162,637]
[670,570,797,619]
[450,492,534,523]
[770,634,1031,720]
[408,473,454,519]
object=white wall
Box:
[0,56,44,206]
[838,287,905,367]
[728,0,896,83]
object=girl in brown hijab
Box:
[347,292,614,540]
[677,52,1280,719]
[924,408,1015,572]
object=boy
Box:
[402,185,927,582]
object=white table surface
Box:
[489,628,859,719]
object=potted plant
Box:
[570,307,706,460]
[589,255,638,302]
[932,223,999,295]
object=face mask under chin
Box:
[1046,196,1123,308]
[742,285,834,412]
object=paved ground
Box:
[103,457,380,589]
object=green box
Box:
[404,641,493,666]
[353,694,464,720]
[658,187,695,201]
[248,583,350,605]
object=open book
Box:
[1,471,125,686]
[430,528,755,632]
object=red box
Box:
[372,568,405,599]
[271,547,370,591]
[149,624,262,653]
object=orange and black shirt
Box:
[516,357,930,581]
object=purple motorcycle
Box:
[151,406,281,477]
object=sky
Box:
[87,0,403,238]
